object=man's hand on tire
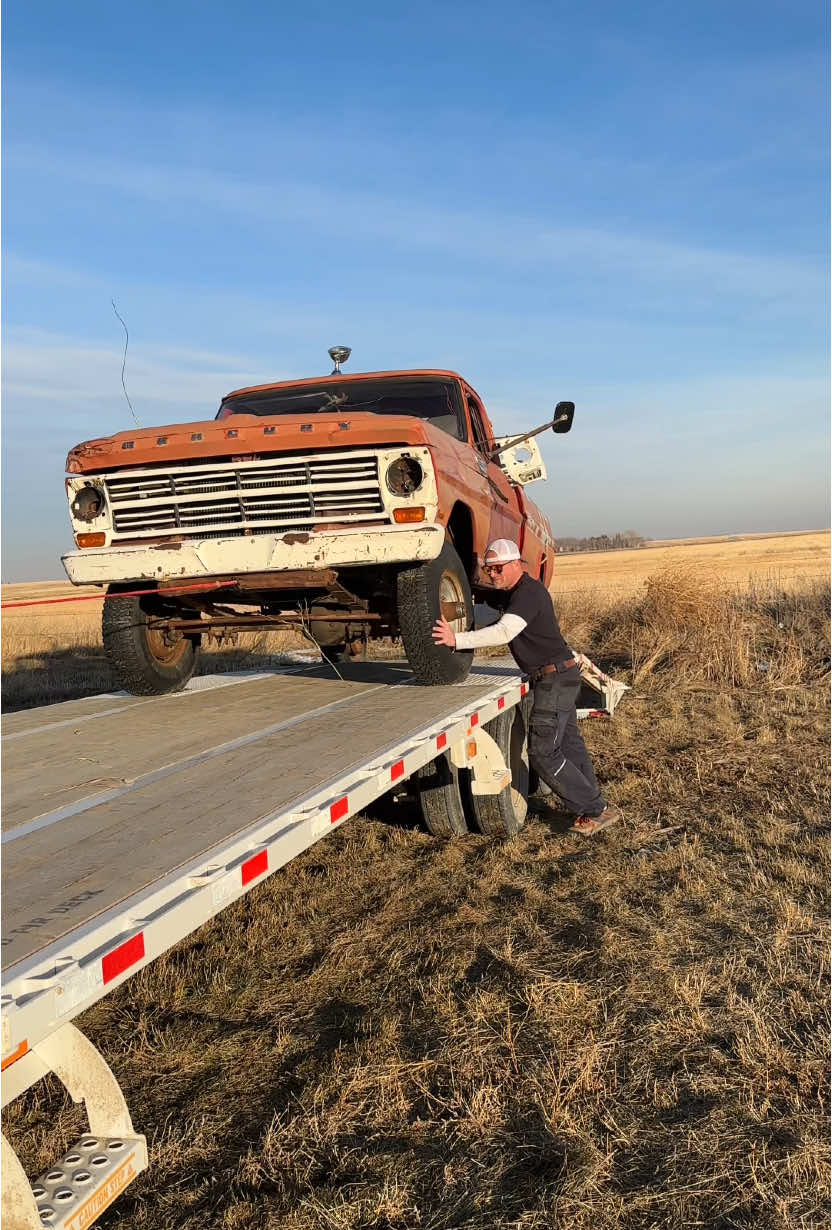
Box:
[432,617,456,649]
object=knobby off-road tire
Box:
[416,753,470,838]
[102,589,200,695]
[469,705,530,838]
[397,540,474,685]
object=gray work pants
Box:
[528,667,605,818]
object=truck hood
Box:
[66,412,443,474]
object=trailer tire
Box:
[416,753,470,838]
[397,540,474,685]
[102,589,200,695]
[469,706,529,838]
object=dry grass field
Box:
[554,530,830,598]
[3,532,830,1228]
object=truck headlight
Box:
[71,484,105,522]
[385,456,423,495]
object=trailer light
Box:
[467,740,477,758]
[393,507,425,523]
[385,456,423,495]
[75,532,106,548]
[71,484,105,522]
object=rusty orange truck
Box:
[62,349,574,693]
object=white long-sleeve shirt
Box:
[454,612,528,650]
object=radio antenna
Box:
[111,300,140,427]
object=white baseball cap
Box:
[485,539,523,562]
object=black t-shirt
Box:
[500,572,571,675]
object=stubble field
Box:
[3,531,830,1228]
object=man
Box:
[432,539,621,835]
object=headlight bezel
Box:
[385,455,424,496]
[70,482,106,523]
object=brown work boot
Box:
[571,804,622,836]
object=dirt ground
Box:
[3,559,829,1229]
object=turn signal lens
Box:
[467,740,478,758]
[75,532,106,548]
[393,507,425,523]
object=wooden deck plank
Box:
[2,679,498,970]
[1,676,376,831]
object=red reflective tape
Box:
[391,760,405,781]
[330,796,349,823]
[521,683,529,696]
[436,733,447,750]
[102,933,145,984]
[241,849,268,885]
[470,713,479,727]
[497,697,505,710]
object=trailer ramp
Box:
[1,654,624,1228]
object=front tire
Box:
[397,540,474,685]
[102,589,200,695]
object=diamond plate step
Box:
[32,1135,146,1229]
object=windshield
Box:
[217,377,466,440]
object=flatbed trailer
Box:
[1,656,625,1229]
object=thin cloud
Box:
[6,144,823,309]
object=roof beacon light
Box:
[328,345,351,375]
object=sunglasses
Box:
[483,562,507,575]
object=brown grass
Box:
[3,556,830,1229]
[552,530,830,598]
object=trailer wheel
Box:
[416,753,470,838]
[397,539,474,685]
[469,706,529,838]
[102,589,200,695]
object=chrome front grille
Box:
[104,452,385,540]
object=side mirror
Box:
[552,401,574,434]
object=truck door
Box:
[466,394,524,551]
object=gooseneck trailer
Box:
[2,657,625,1229]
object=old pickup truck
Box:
[62,349,574,693]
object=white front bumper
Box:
[61,523,446,585]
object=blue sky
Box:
[2,0,828,580]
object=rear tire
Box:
[469,706,529,838]
[397,540,474,685]
[416,753,470,838]
[102,588,200,695]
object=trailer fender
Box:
[449,727,510,795]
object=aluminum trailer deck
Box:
[1,656,624,1229]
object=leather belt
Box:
[531,658,577,682]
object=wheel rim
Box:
[145,624,191,667]
[439,570,468,633]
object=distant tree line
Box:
[556,530,646,553]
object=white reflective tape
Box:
[210,876,240,911]
[552,758,568,778]
[310,813,330,837]
[54,963,101,1017]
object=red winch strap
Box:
[1,580,230,611]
